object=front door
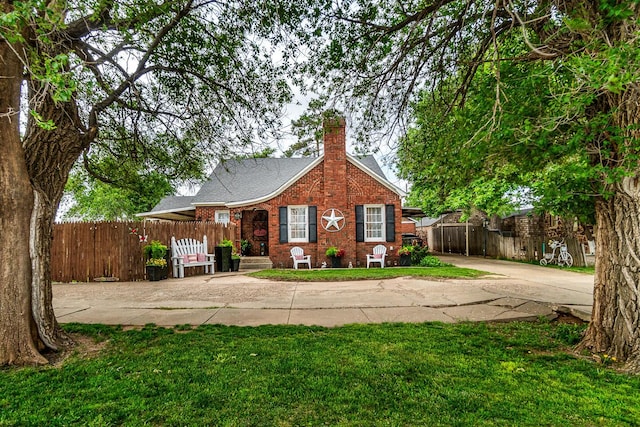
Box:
[243,210,268,256]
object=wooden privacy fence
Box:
[429,225,588,267]
[52,221,236,282]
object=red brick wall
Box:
[401,220,417,235]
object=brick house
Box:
[139,118,405,268]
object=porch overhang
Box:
[402,206,425,218]
[137,207,196,221]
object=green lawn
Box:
[550,265,596,274]
[1,322,639,426]
[504,258,596,275]
[249,266,488,281]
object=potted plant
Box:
[325,246,345,268]
[397,246,414,266]
[240,239,252,256]
[143,240,169,281]
[231,251,241,271]
[215,238,234,272]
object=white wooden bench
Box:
[171,236,215,278]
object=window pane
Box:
[365,206,383,240]
[289,206,308,241]
[216,211,230,225]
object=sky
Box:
[174,83,408,199]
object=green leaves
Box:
[397,40,603,219]
[29,111,56,130]
[64,167,175,221]
[12,0,307,216]
[599,0,638,22]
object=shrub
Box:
[397,246,415,256]
[419,255,450,267]
[240,239,252,255]
[411,246,431,265]
[326,246,345,257]
[143,240,168,260]
[219,238,233,247]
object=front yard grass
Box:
[515,259,596,275]
[249,266,489,281]
[1,322,638,426]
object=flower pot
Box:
[146,265,167,281]
[232,258,241,272]
[399,254,412,266]
[330,256,342,268]
[215,246,232,272]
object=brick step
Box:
[238,256,273,270]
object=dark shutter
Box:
[385,204,395,242]
[355,205,364,242]
[309,206,317,243]
[279,206,288,243]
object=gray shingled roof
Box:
[143,155,393,216]
[150,196,195,212]
[191,155,389,205]
[191,157,318,204]
[352,155,386,178]
[502,207,535,219]
[417,216,444,227]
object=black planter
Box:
[232,258,241,272]
[215,246,232,272]
[399,254,412,266]
[146,265,167,281]
[330,256,342,268]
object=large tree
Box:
[305,1,640,371]
[398,50,597,223]
[0,0,293,365]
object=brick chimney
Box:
[322,116,347,200]
[321,116,354,262]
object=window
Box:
[356,204,395,243]
[364,205,384,242]
[215,210,230,225]
[280,206,317,244]
[288,206,308,242]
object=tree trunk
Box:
[29,190,71,351]
[0,3,89,363]
[578,78,640,372]
[0,38,48,366]
[23,84,90,352]
[579,181,640,372]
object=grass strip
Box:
[1,321,638,426]
[248,266,488,281]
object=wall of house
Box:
[400,219,417,235]
[195,162,403,268]
[196,117,402,268]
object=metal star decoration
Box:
[322,209,345,231]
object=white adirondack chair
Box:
[290,246,311,269]
[366,244,387,268]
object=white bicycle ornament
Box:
[540,239,573,267]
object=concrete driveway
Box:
[53,255,594,327]
[438,255,593,307]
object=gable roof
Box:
[139,154,402,219]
